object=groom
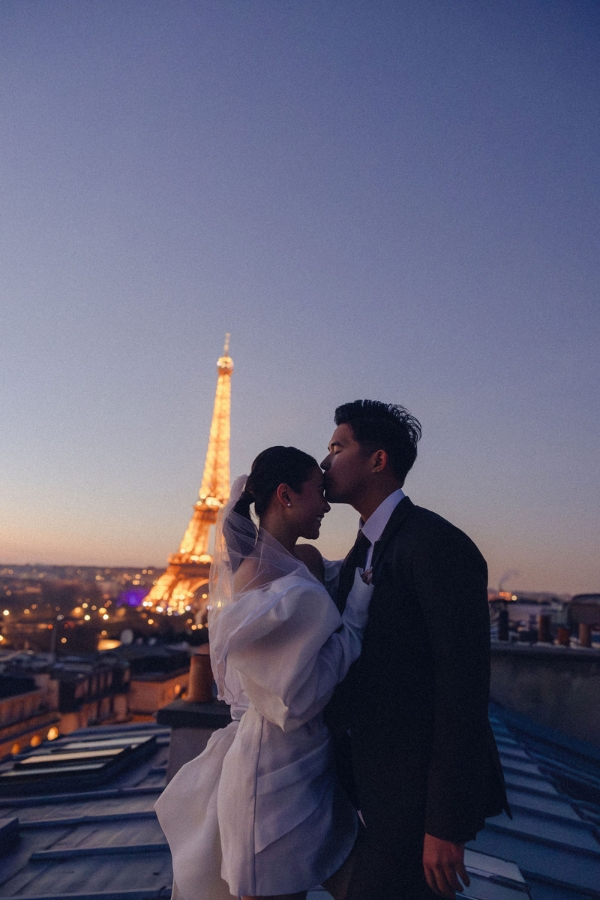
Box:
[321,400,508,900]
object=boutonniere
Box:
[361,568,374,586]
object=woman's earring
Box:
[287,502,292,507]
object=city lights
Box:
[0,346,232,666]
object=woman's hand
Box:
[343,569,375,631]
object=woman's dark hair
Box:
[334,400,422,485]
[223,446,318,569]
[234,446,319,519]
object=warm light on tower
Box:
[145,336,233,614]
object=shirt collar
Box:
[360,488,405,547]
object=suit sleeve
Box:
[411,520,492,843]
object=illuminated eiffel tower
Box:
[146,336,233,615]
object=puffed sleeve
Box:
[225,573,372,732]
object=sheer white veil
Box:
[208,475,316,705]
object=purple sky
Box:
[1,0,599,594]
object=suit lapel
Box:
[371,495,414,581]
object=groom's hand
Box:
[423,834,470,898]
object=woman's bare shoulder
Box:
[293,543,325,583]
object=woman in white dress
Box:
[156,446,373,900]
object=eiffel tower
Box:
[146,336,233,615]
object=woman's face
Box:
[290,466,331,540]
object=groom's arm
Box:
[411,518,491,837]
[423,834,470,898]
[409,519,490,897]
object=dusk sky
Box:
[1,0,599,594]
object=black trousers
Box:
[331,729,439,899]
[346,827,438,900]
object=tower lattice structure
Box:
[146,337,233,615]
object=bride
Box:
[156,446,373,900]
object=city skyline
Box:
[1,1,599,594]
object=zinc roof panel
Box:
[0,827,72,893]
[132,772,166,790]
[49,819,166,852]
[462,875,530,900]
[501,760,546,777]
[464,850,525,883]
[488,810,600,852]
[499,747,536,762]
[528,883,600,900]
[9,793,160,825]
[506,788,580,821]
[503,773,559,795]
[469,829,600,895]
[0,851,172,897]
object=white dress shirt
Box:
[360,488,405,570]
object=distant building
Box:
[0,642,197,752]
[0,673,60,758]
[104,646,191,719]
[0,651,131,748]
[569,593,600,627]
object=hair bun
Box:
[233,489,254,518]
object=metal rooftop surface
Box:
[473,704,600,900]
[0,707,597,900]
[0,721,171,900]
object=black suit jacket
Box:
[327,496,508,847]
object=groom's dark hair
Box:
[335,400,422,484]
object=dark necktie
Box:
[334,530,371,614]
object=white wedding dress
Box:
[156,556,371,900]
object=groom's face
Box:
[321,423,370,504]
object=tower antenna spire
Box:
[146,339,234,614]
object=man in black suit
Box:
[321,400,508,900]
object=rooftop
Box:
[0,705,596,899]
